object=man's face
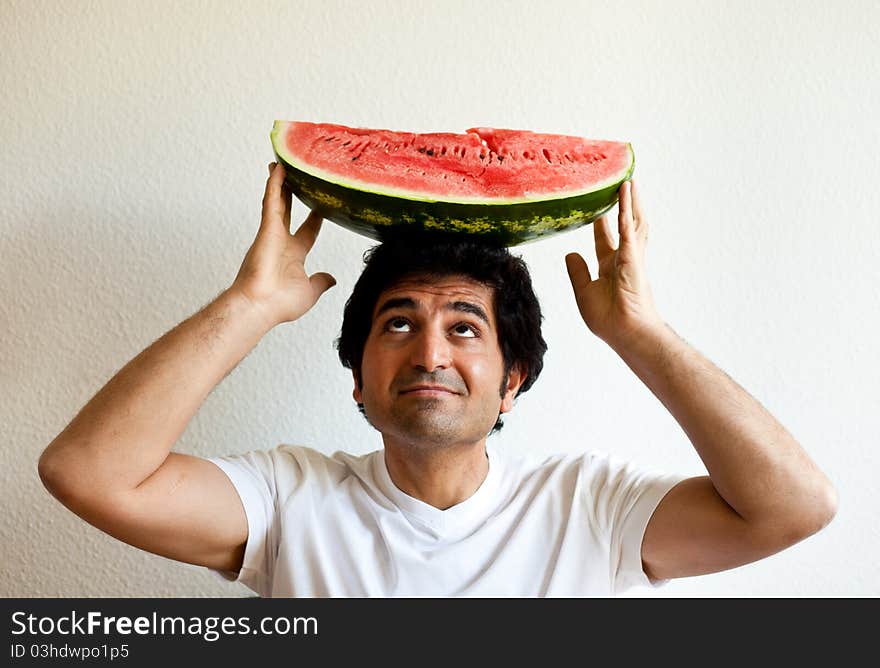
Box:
[353,274,524,450]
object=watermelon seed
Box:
[342,141,351,147]
[479,153,485,160]
[440,147,447,156]
[498,155,504,163]
[427,149,434,156]
[542,149,552,163]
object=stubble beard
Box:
[388,398,471,450]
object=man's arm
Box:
[565,180,837,583]
[611,321,837,582]
[38,288,271,572]
[38,162,335,573]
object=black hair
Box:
[335,229,547,434]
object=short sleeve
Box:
[581,452,687,595]
[206,449,284,596]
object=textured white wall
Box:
[2,0,877,597]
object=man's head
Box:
[335,231,547,446]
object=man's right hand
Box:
[230,162,336,329]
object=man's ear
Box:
[352,369,362,404]
[500,362,527,413]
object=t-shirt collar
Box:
[373,444,502,536]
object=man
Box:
[38,162,838,597]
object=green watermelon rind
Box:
[270,124,635,247]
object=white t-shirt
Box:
[207,444,686,597]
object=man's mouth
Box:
[400,385,458,396]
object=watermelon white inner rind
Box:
[271,121,633,206]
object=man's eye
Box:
[387,318,411,332]
[453,323,478,338]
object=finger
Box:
[618,181,634,243]
[625,180,648,248]
[564,252,592,294]
[292,209,325,254]
[273,162,293,233]
[617,181,647,269]
[593,214,616,261]
[309,271,337,299]
[260,162,287,232]
[267,161,292,231]
[630,179,645,229]
[280,180,292,232]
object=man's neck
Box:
[382,440,490,510]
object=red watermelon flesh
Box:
[277,121,632,203]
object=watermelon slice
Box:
[270,121,634,246]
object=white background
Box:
[2,0,877,597]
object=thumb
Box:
[309,272,337,299]
[565,253,591,295]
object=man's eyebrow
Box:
[375,297,417,318]
[375,297,491,327]
[449,301,490,326]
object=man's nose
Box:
[409,327,452,372]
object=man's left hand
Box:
[564,180,664,348]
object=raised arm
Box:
[564,181,837,582]
[38,163,335,573]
